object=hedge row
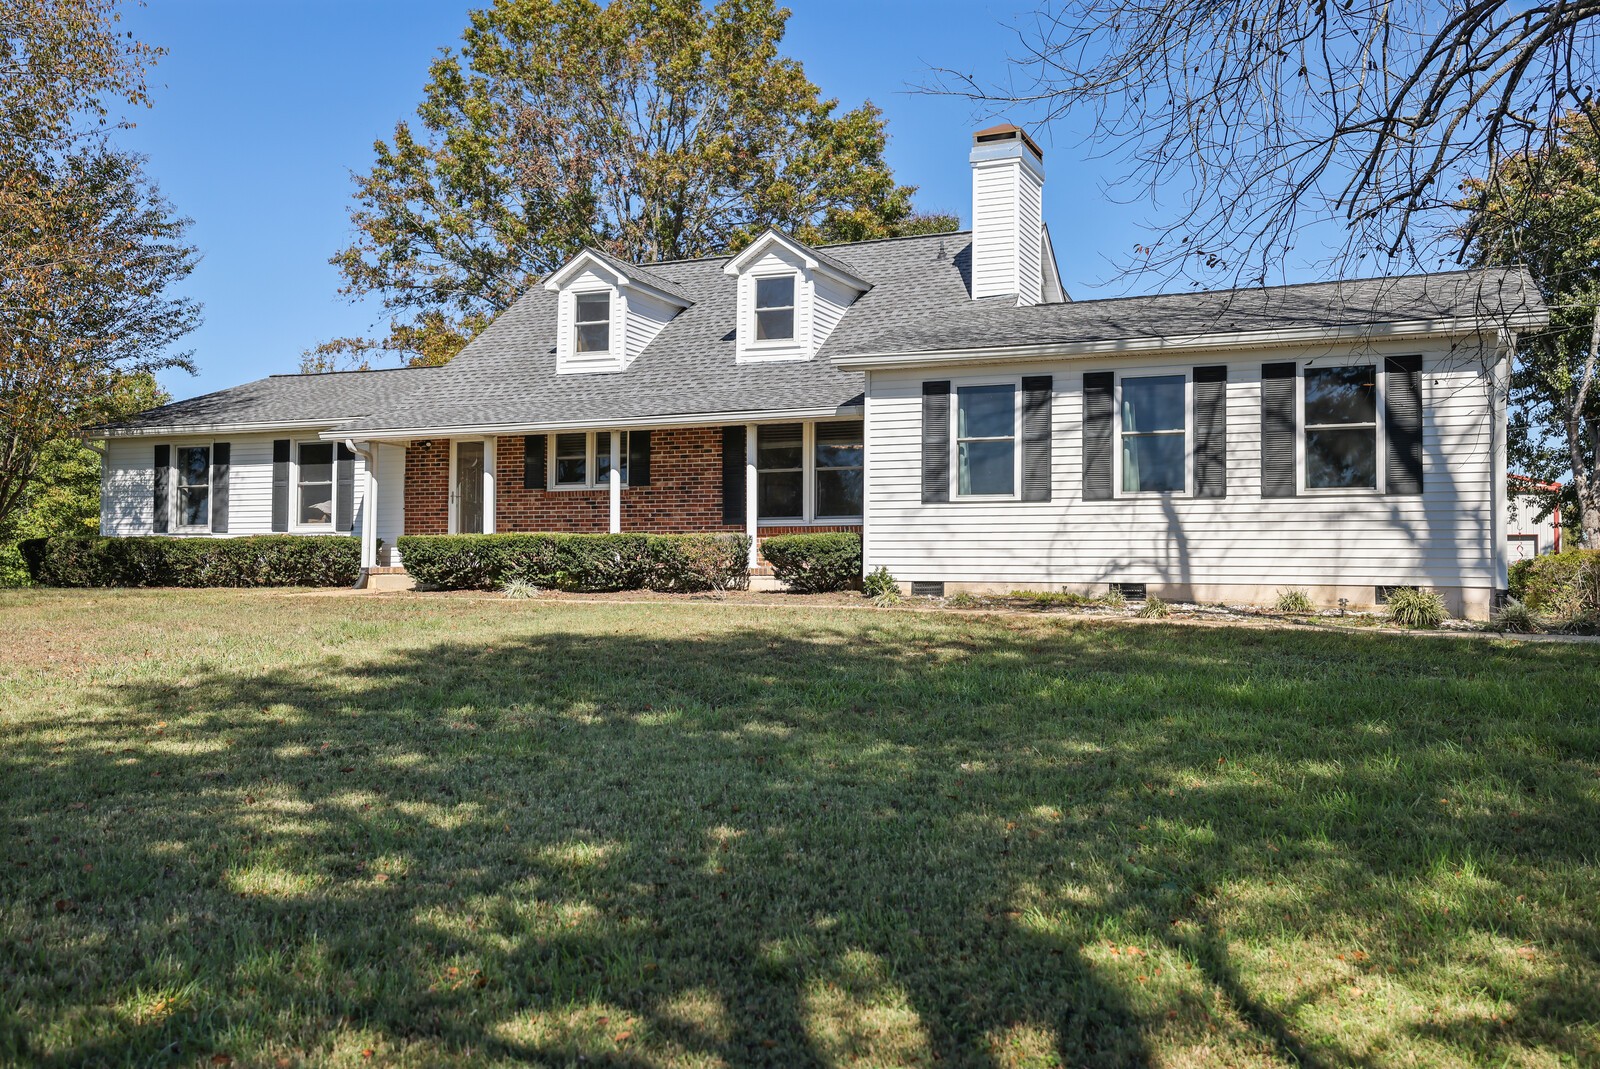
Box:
[396,533,751,592]
[761,532,862,593]
[18,535,361,587]
[1509,548,1600,619]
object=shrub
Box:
[861,566,899,599]
[1275,587,1314,614]
[761,532,861,593]
[503,578,540,599]
[17,535,361,587]
[1384,587,1447,629]
[396,533,749,593]
[1136,595,1170,619]
[1510,549,1600,619]
[1102,587,1126,610]
[1491,597,1538,634]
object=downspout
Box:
[344,438,379,586]
[1491,336,1513,601]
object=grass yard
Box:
[1,590,1598,1069]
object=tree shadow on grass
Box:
[3,615,1598,1067]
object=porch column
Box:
[745,423,758,567]
[360,444,378,570]
[608,430,622,534]
[483,436,497,534]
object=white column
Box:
[745,423,759,567]
[360,446,379,569]
[608,430,622,534]
[483,437,497,534]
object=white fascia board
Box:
[91,418,346,440]
[724,229,871,293]
[830,314,1549,370]
[328,405,865,442]
[543,250,691,308]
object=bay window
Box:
[1119,374,1186,493]
[1304,365,1377,489]
[956,384,1016,497]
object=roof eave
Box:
[831,313,1548,370]
[90,417,355,440]
[323,403,866,442]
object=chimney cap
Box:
[972,123,1042,161]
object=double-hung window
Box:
[754,276,796,341]
[1119,375,1186,493]
[297,442,334,526]
[175,445,210,529]
[814,420,863,518]
[574,293,611,353]
[757,423,804,518]
[955,384,1016,497]
[553,431,628,489]
[1304,365,1377,489]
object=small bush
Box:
[1491,597,1538,634]
[762,532,861,593]
[503,578,540,599]
[1384,587,1447,629]
[861,566,899,599]
[1102,587,1126,610]
[1275,587,1314,614]
[945,592,982,608]
[17,535,361,587]
[1136,595,1170,619]
[397,533,750,593]
[1510,549,1600,620]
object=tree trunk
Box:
[1567,308,1600,548]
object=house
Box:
[1506,475,1563,562]
[94,124,1548,618]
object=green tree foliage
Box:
[318,0,955,370]
[1462,108,1600,547]
[1,1,200,547]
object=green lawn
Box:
[1,590,1598,1068]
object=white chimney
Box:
[970,124,1045,305]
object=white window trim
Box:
[572,289,614,357]
[172,441,214,533]
[949,379,1022,502]
[754,419,864,524]
[291,438,340,533]
[1297,360,1386,495]
[547,431,630,491]
[739,266,811,361]
[1113,371,1193,498]
[748,271,801,351]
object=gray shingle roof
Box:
[100,230,1545,439]
[579,246,694,304]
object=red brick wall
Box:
[403,439,450,535]
[401,432,866,540]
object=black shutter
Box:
[1385,355,1424,495]
[1260,362,1297,498]
[211,442,231,533]
[1194,366,1227,498]
[271,439,291,532]
[1082,371,1114,500]
[721,425,745,524]
[921,380,950,503]
[1021,375,1052,502]
[629,430,651,486]
[523,434,546,489]
[335,443,355,532]
[152,444,170,533]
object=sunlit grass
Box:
[1,587,1597,1067]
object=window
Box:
[1120,375,1186,493]
[757,423,804,518]
[754,275,796,341]
[1305,365,1377,489]
[298,442,334,526]
[176,445,210,528]
[956,384,1016,497]
[555,432,588,486]
[814,420,863,518]
[574,292,610,353]
[552,431,629,489]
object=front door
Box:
[455,441,485,534]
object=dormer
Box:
[543,248,692,373]
[723,230,870,362]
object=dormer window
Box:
[755,276,796,341]
[574,292,611,354]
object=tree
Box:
[1463,108,1600,547]
[320,0,955,371]
[932,1,1600,288]
[1,0,200,539]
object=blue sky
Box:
[115,1,1159,399]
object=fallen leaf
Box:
[614,1031,632,1042]
[211,1056,233,1067]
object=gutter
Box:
[317,404,866,442]
[831,314,1550,370]
[90,417,346,440]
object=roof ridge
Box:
[630,228,975,270]
[1059,266,1516,311]
[266,365,435,380]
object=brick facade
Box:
[400,430,865,543]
